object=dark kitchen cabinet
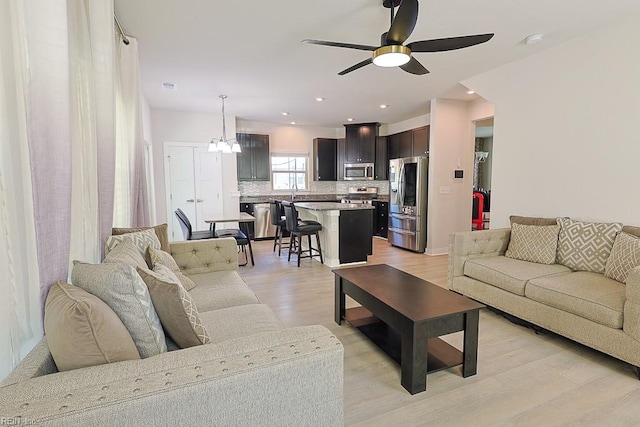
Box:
[373,201,388,238]
[337,138,345,180]
[236,133,270,181]
[375,136,388,180]
[313,138,337,181]
[239,203,255,239]
[344,123,379,163]
[412,126,430,157]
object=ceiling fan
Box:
[302,0,494,75]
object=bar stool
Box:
[281,201,323,267]
[269,200,288,256]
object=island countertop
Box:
[295,202,375,211]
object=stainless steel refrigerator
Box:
[388,156,428,252]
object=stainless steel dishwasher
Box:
[253,203,277,239]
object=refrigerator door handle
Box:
[390,213,416,221]
[398,163,404,208]
[388,227,416,235]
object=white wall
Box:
[382,113,430,136]
[237,119,339,154]
[150,109,238,223]
[464,14,640,228]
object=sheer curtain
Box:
[113,36,149,228]
[0,0,43,380]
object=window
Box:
[271,155,308,190]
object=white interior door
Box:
[165,143,224,241]
[194,146,223,231]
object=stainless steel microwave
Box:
[344,163,374,180]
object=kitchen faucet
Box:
[291,183,297,200]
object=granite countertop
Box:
[295,202,375,211]
[239,194,389,203]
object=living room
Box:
[2,0,640,425]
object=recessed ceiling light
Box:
[347,118,354,122]
[379,104,388,109]
[281,112,289,116]
[315,97,325,102]
[290,121,297,125]
[524,33,544,45]
[161,82,176,90]
[466,90,475,95]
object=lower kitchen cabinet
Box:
[373,201,388,238]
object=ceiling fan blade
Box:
[338,58,373,75]
[386,0,418,45]
[302,39,377,52]
[399,57,429,75]
[407,33,494,52]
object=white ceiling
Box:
[114,0,640,128]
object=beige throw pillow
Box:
[137,267,210,348]
[105,228,161,258]
[147,246,196,291]
[72,261,167,358]
[45,282,140,371]
[605,232,640,283]
[505,223,560,265]
[510,216,560,226]
[556,218,622,273]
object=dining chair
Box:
[174,208,215,240]
[281,201,323,267]
[214,228,254,266]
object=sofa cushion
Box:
[147,246,196,291]
[102,238,148,270]
[137,267,211,348]
[464,256,571,296]
[505,223,560,265]
[199,304,283,343]
[622,225,640,238]
[44,282,140,371]
[605,232,640,283]
[112,223,170,252]
[188,270,260,312]
[71,261,167,358]
[510,215,560,226]
[526,271,625,329]
[105,228,161,258]
[556,218,622,273]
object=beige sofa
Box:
[448,225,640,376]
[0,237,344,426]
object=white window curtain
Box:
[113,36,149,228]
[0,0,43,380]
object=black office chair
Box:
[270,200,289,256]
[281,201,323,267]
[174,208,215,240]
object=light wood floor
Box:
[238,238,640,426]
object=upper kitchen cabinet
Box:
[236,133,270,181]
[375,136,388,181]
[412,126,430,157]
[313,138,337,181]
[344,122,379,163]
[387,125,430,159]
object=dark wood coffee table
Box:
[334,264,484,394]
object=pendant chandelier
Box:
[209,95,241,153]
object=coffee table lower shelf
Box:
[345,306,463,374]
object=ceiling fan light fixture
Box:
[372,45,411,67]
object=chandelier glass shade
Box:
[209,95,241,153]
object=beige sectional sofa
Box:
[448,220,640,376]
[0,237,344,426]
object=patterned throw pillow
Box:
[147,246,196,291]
[137,267,210,348]
[556,218,622,273]
[102,238,148,270]
[505,223,561,265]
[105,228,161,259]
[605,232,640,283]
[72,261,167,358]
[112,224,170,252]
[45,282,140,371]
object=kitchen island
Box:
[294,202,375,268]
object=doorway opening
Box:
[473,118,493,230]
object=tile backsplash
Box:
[238,180,389,196]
